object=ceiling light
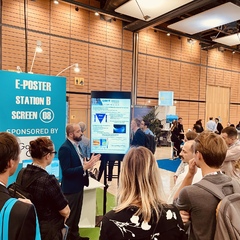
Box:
[187,38,195,44]
[115,0,194,22]
[232,50,236,54]
[168,2,240,35]
[54,0,59,4]
[167,32,170,36]
[56,63,80,76]
[213,33,240,46]
[95,12,99,16]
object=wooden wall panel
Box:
[70,7,90,42]
[159,32,171,58]
[106,48,121,90]
[50,3,71,37]
[145,56,158,97]
[169,61,181,99]
[123,30,133,51]
[158,58,170,90]
[106,20,123,48]
[89,14,107,45]
[121,51,132,91]
[88,45,106,90]
[2,0,25,28]
[170,36,182,61]
[28,1,50,32]
[137,54,147,96]
[146,30,160,56]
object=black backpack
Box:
[8,168,42,199]
[145,134,156,154]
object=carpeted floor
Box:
[79,188,116,240]
[157,158,181,172]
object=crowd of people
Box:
[0,117,240,240]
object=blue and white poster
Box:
[0,70,66,182]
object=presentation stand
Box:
[79,177,104,228]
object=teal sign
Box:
[0,70,66,183]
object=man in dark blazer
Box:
[0,132,37,240]
[131,118,146,146]
[59,123,100,240]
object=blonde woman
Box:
[99,147,187,240]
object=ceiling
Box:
[62,0,240,52]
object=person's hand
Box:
[83,153,101,171]
[188,158,197,176]
[18,198,32,204]
[173,175,178,184]
[180,210,190,223]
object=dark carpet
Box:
[157,158,181,172]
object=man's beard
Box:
[73,134,82,142]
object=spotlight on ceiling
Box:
[75,6,79,11]
[187,38,195,44]
[95,12,99,16]
[53,0,59,4]
[167,32,170,36]
[232,50,236,54]
[218,46,225,52]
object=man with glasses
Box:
[221,126,240,180]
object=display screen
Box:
[91,91,131,155]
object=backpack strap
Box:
[195,178,240,200]
[0,198,41,240]
[0,198,18,240]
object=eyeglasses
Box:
[51,151,57,155]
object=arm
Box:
[59,205,70,222]
[173,159,197,200]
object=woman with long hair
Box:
[21,137,70,240]
[99,147,187,240]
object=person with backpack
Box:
[0,132,39,240]
[174,131,240,240]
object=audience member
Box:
[221,127,240,180]
[184,131,198,142]
[214,118,223,134]
[168,140,202,203]
[193,124,203,133]
[131,118,146,147]
[174,131,236,240]
[0,132,38,240]
[195,119,204,132]
[21,137,70,240]
[78,122,90,159]
[206,117,216,132]
[170,120,182,156]
[175,131,198,183]
[178,117,184,140]
[100,147,187,240]
[59,123,101,240]
[140,120,154,135]
[236,121,240,130]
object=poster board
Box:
[0,70,66,183]
[90,91,131,161]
